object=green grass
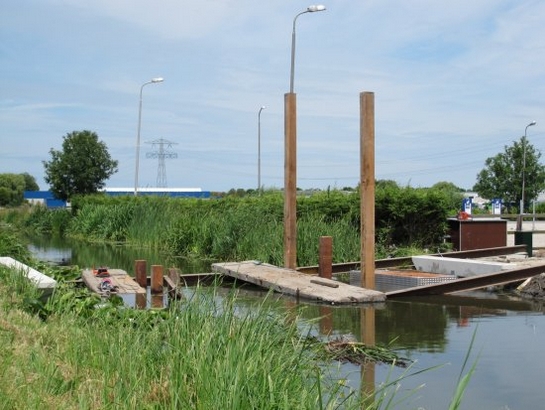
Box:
[0,263,362,409]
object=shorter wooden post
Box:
[318,236,333,279]
[151,294,164,308]
[151,265,163,294]
[135,260,147,288]
[319,305,333,336]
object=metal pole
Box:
[135,82,148,196]
[289,5,326,94]
[520,121,536,219]
[258,106,265,191]
[289,11,307,94]
[134,78,163,196]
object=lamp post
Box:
[289,5,326,94]
[258,106,266,192]
[520,120,537,216]
[284,5,326,269]
[134,77,164,196]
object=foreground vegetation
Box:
[0,233,356,408]
[0,224,476,409]
[4,183,465,267]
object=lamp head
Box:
[261,106,266,110]
[151,77,164,83]
[529,120,537,127]
[307,5,326,12]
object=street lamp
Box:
[258,106,266,192]
[134,77,164,196]
[284,5,326,269]
[520,120,537,215]
[289,5,326,93]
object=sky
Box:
[2,1,545,193]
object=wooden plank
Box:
[82,269,146,295]
[386,263,545,297]
[212,261,385,304]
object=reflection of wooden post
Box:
[284,92,297,269]
[135,259,147,288]
[151,265,163,294]
[319,305,333,336]
[135,293,147,310]
[151,294,163,309]
[360,92,376,289]
[318,236,333,279]
[361,307,376,404]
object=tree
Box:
[43,130,118,201]
[21,172,39,191]
[0,173,25,206]
[473,136,545,212]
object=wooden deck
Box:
[212,261,385,304]
[82,269,146,295]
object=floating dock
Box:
[81,268,146,295]
[212,261,385,304]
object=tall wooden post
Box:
[284,92,297,269]
[360,92,376,289]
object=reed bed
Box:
[14,186,459,266]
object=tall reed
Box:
[14,187,457,266]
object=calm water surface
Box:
[27,236,545,409]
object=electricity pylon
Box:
[145,138,178,188]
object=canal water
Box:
[27,236,545,409]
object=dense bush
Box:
[8,183,462,266]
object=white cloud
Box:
[2,0,545,190]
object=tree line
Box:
[4,129,545,214]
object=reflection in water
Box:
[26,236,545,409]
[26,235,211,274]
[27,235,72,265]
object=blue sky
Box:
[2,0,545,192]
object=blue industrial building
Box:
[24,188,211,208]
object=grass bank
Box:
[0,269,363,409]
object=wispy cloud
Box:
[2,0,545,190]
